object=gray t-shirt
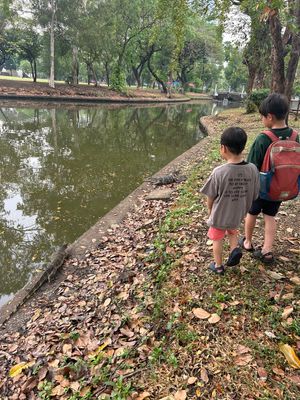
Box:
[200,162,260,229]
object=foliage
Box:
[224,42,247,91]
[110,65,126,92]
[293,85,300,97]
[248,88,270,107]
[245,99,257,114]
[1,0,297,93]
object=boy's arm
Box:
[200,170,218,215]
[206,196,214,216]
[247,134,270,170]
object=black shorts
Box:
[248,197,281,217]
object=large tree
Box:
[217,0,300,98]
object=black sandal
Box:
[209,262,225,275]
[226,247,243,266]
[252,249,274,264]
[238,237,255,252]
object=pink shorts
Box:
[208,227,238,241]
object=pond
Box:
[0,100,225,307]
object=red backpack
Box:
[259,129,300,201]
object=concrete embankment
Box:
[0,93,192,104]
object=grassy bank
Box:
[0,109,299,399]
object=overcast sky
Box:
[223,5,251,47]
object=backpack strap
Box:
[290,130,299,141]
[262,130,279,142]
[262,129,299,142]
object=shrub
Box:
[245,88,270,114]
[188,87,202,93]
[292,85,300,97]
[110,65,126,92]
[248,88,270,108]
[245,99,257,114]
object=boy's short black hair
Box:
[259,93,289,120]
[221,127,247,155]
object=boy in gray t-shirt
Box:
[201,127,259,274]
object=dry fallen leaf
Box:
[282,306,294,320]
[234,354,253,366]
[200,367,209,383]
[159,397,174,400]
[290,276,300,285]
[70,381,81,391]
[265,331,277,339]
[279,344,300,369]
[229,300,240,306]
[192,308,211,319]
[9,361,35,378]
[272,367,285,376]
[287,375,300,386]
[257,367,268,381]
[137,392,151,400]
[236,345,251,354]
[208,313,220,324]
[32,308,42,321]
[174,390,187,400]
[37,366,48,381]
[103,297,112,307]
[279,256,290,262]
[88,338,111,358]
[289,248,300,254]
[62,343,72,356]
[282,293,294,300]
[266,271,285,280]
[120,327,135,338]
[51,385,65,396]
[187,376,197,385]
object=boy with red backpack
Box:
[240,93,300,264]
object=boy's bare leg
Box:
[228,231,238,252]
[212,240,223,266]
[262,214,276,254]
[244,213,257,249]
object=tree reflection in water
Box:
[0,101,216,305]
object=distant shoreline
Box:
[0,78,212,104]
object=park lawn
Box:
[0,110,299,399]
[0,75,66,84]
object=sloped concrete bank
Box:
[0,94,191,104]
[0,116,213,331]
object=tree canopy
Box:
[1,0,299,95]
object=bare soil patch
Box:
[0,79,186,100]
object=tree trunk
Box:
[132,67,141,87]
[268,12,285,93]
[178,69,188,91]
[30,60,35,82]
[147,59,167,94]
[33,58,37,82]
[72,46,79,85]
[254,68,265,89]
[91,64,97,86]
[104,62,110,86]
[86,63,91,85]
[246,66,256,94]
[49,0,55,88]
[285,0,300,101]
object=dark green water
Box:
[0,101,222,306]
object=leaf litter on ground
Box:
[0,110,299,399]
